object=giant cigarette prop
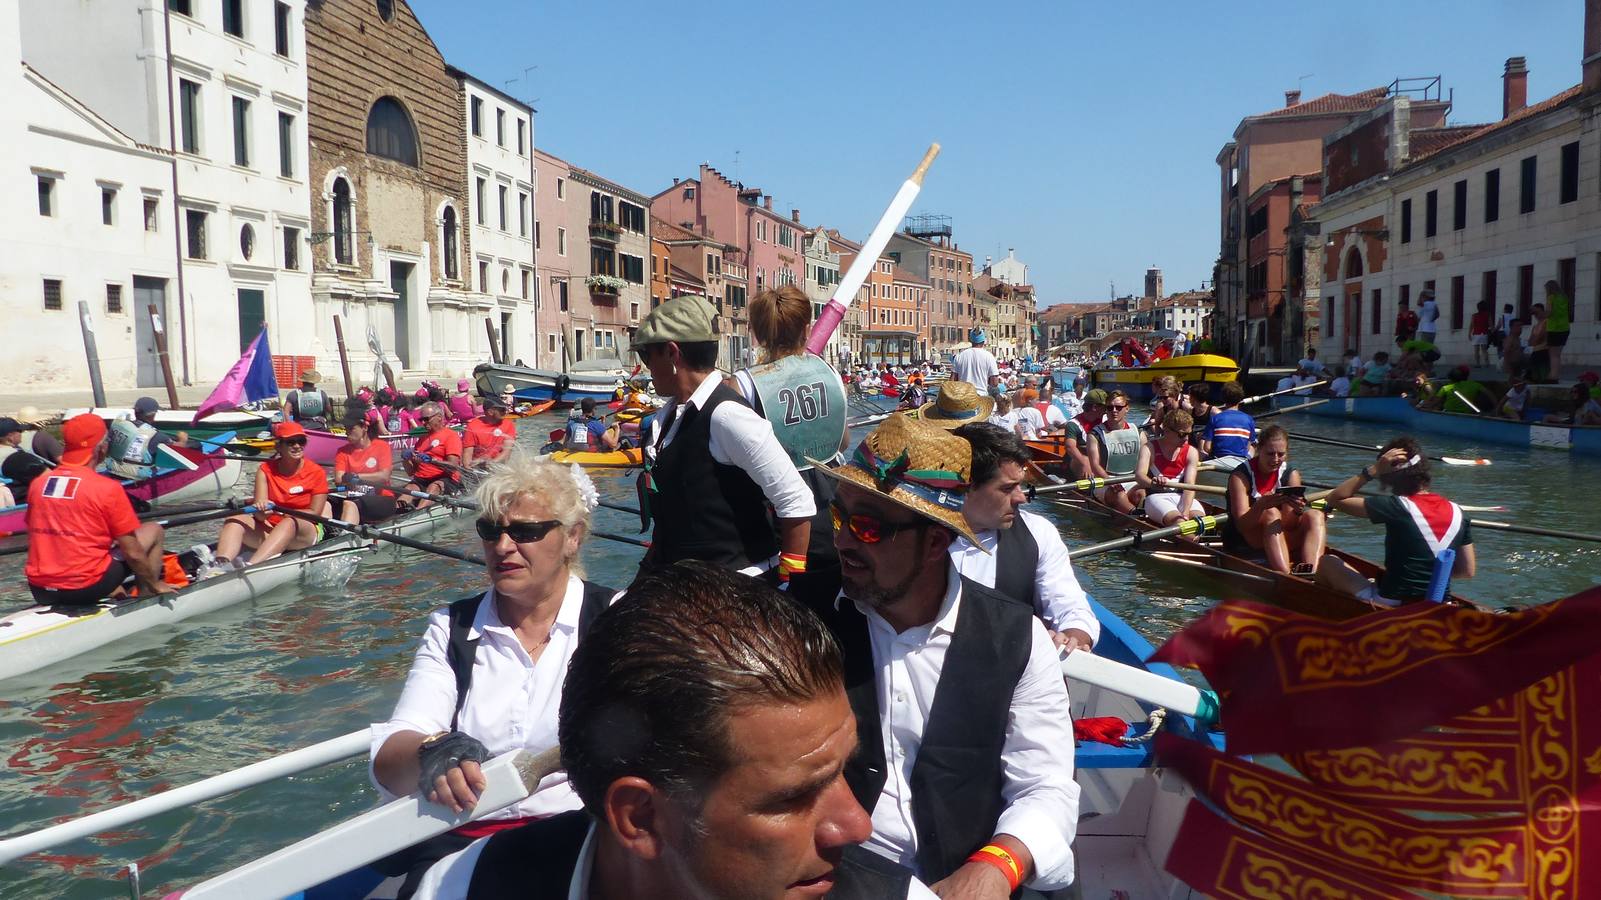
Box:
[805,144,941,355]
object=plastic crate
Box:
[272,355,318,387]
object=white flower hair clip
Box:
[569,463,600,512]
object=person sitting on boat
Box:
[1184,382,1214,437]
[331,405,397,526]
[401,403,463,510]
[1011,388,1047,440]
[1428,366,1497,416]
[1135,408,1203,527]
[462,395,518,468]
[1298,347,1326,377]
[1223,424,1325,576]
[24,414,175,605]
[372,455,612,898]
[802,415,1080,896]
[447,379,481,424]
[634,294,815,579]
[951,422,1098,652]
[1029,379,1070,434]
[1543,383,1601,426]
[1059,387,1107,480]
[563,398,616,453]
[1052,376,1083,420]
[1498,371,1532,420]
[373,387,404,435]
[987,392,1025,437]
[350,386,387,436]
[1144,375,1181,437]
[410,560,938,900]
[1358,350,1393,396]
[1315,438,1475,606]
[285,370,331,431]
[0,415,56,501]
[208,422,329,573]
[1329,366,1353,398]
[1341,348,1365,382]
[104,397,186,480]
[1091,389,1147,514]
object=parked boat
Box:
[0,504,460,685]
[64,407,278,442]
[1089,353,1238,400]
[1277,394,1601,456]
[473,361,631,407]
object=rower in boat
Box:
[633,294,814,580]
[1198,381,1254,475]
[447,379,481,425]
[1145,375,1181,434]
[1542,383,1601,426]
[410,561,934,900]
[370,457,609,897]
[331,406,397,526]
[1089,389,1147,514]
[562,398,617,453]
[1058,387,1107,480]
[0,415,55,501]
[461,394,517,468]
[1222,424,1325,576]
[949,422,1098,652]
[1183,382,1214,436]
[1134,409,1204,527]
[1498,371,1532,419]
[401,403,462,510]
[207,422,328,573]
[284,369,331,431]
[24,414,175,604]
[1315,438,1476,606]
[105,397,188,480]
[1426,365,1498,415]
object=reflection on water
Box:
[0,411,1597,896]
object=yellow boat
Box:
[547,447,644,468]
[1088,353,1238,399]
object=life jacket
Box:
[1238,460,1289,500]
[564,416,597,452]
[107,419,156,465]
[294,389,326,420]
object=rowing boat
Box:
[0,504,460,685]
[63,407,277,442]
[507,399,557,418]
[1278,394,1601,456]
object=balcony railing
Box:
[589,220,622,243]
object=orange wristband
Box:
[967,844,1022,891]
[778,552,807,577]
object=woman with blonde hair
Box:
[369,450,612,896]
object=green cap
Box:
[634,295,717,346]
[1084,388,1109,406]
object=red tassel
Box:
[1073,716,1129,745]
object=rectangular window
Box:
[516,120,526,155]
[631,302,640,321]
[590,246,615,277]
[1485,169,1500,223]
[1450,275,1465,329]
[1371,289,1381,334]
[558,281,568,311]
[521,269,530,299]
[143,196,160,231]
[535,222,541,250]
[1520,156,1537,214]
[43,279,63,311]
[106,283,123,314]
[470,97,483,137]
[222,0,243,37]
[277,112,294,178]
[1518,264,1534,319]
[498,185,508,231]
[274,2,291,56]
[620,254,645,284]
[1400,198,1412,243]
[1400,284,1410,321]
[548,333,557,354]
[496,109,505,147]
[231,96,250,167]
[1561,141,1580,204]
[101,186,117,225]
[1559,257,1576,298]
[557,227,566,255]
[179,80,201,155]
[168,0,191,15]
[478,260,489,292]
[1424,189,1438,237]
[555,178,564,199]
[618,202,645,233]
[518,192,528,237]
[475,177,486,225]
[1452,179,1467,231]
[1482,271,1497,318]
[284,226,300,269]
[37,176,54,216]
[185,209,207,259]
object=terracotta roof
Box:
[668,263,705,287]
[1256,87,1389,120]
[891,264,928,285]
[1406,85,1584,165]
[649,217,704,243]
[1407,125,1487,159]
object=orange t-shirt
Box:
[335,440,393,482]
[412,428,462,480]
[463,416,517,461]
[264,459,328,512]
[25,464,141,589]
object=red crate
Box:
[272,355,318,387]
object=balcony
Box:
[587,274,625,299]
[589,220,622,243]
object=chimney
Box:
[672,177,680,185]
[1588,0,1601,92]
[1285,89,1301,107]
[1503,57,1529,117]
[791,208,800,223]
[763,195,772,211]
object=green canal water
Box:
[1,410,1598,898]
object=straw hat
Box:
[298,369,322,384]
[807,413,982,545]
[916,381,994,429]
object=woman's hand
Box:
[417,731,492,814]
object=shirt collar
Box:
[469,575,586,642]
[684,369,723,410]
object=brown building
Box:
[887,220,975,360]
[304,0,473,375]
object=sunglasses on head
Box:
[476,518,562,544]
[829,500,924,545]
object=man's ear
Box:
[602,776,668,861]
[925,525,955,566]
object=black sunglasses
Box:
[279,437,308,447]
[476,518,562,544]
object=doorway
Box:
[237,288,266,354]
[500,310,513,363]
[389,262,413,368]
[133,276,168,387]
[1344,289,1363,357]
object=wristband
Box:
[967,844,1022,892]
[778,552,807,580]
[1358,466,1374,481]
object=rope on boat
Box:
[1120,707,1166,745]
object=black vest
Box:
[466,811,915,899]
[991,513,1040,610]
[814,576,1033,883]
[646,384,780,570]
[445,582,613,730]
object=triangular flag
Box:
[192,329,280,424]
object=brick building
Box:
[650,215,746,369]
[887,219,974,361]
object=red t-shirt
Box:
[463,416,517,461]
[264,459,328,512]
[1469,311,1490,335]
[335,440,393,482]
[412,428,463,480]
[25,464,141,589]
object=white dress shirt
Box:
[949,509,1100,644]
[413,821,942,900]
[952,346,999,393]
[368,577,588,821]
[854,563,1080,890]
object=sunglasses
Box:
[829,500,924,545]
[279,437,308,447]
[476,518,562,544]
[1109,404,1129,411]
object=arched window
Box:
[1344,247,1364,280]
[442,205,459,280]
[375,0,394,22]
[333,178,353,265]
[366,97,418,166]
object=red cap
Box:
[61,413,108,465]
[1579,371,1599,385]
[272,421,308,440]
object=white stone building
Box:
[985,247,1030,286]
[802,228,844,367]
[451,68,535,365]
[20,0,315,388]
[1154,292,1213,339]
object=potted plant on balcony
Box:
[586,274,627,296]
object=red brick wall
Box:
[1325,111,1392,194]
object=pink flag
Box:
[192,330,280,424]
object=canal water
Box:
[1,408,1598,898]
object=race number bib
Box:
[747,355,847,470]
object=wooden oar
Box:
[1241,380,1328,405]
[1466,518,1601,545]
[1142,549,1277,585]
[1058,650,1219,725]
[1067,487,1336,559]
[369,488,651,550]
[1285,430,1492,467]
[270,505,486,566]
[1255,398,1332,419]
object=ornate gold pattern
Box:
[1287,743,1519,809]
[1280,605,1553,691]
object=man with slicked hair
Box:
[412,561,938,899]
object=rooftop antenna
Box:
[1297,73,1314,95]
[734,149,741,184]
[504,65,539,105]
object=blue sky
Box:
[412,0,1581,305]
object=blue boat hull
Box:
[1284,396,1601,456]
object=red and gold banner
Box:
[1149,587,1601,755]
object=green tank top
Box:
[1093,424,1142,475]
